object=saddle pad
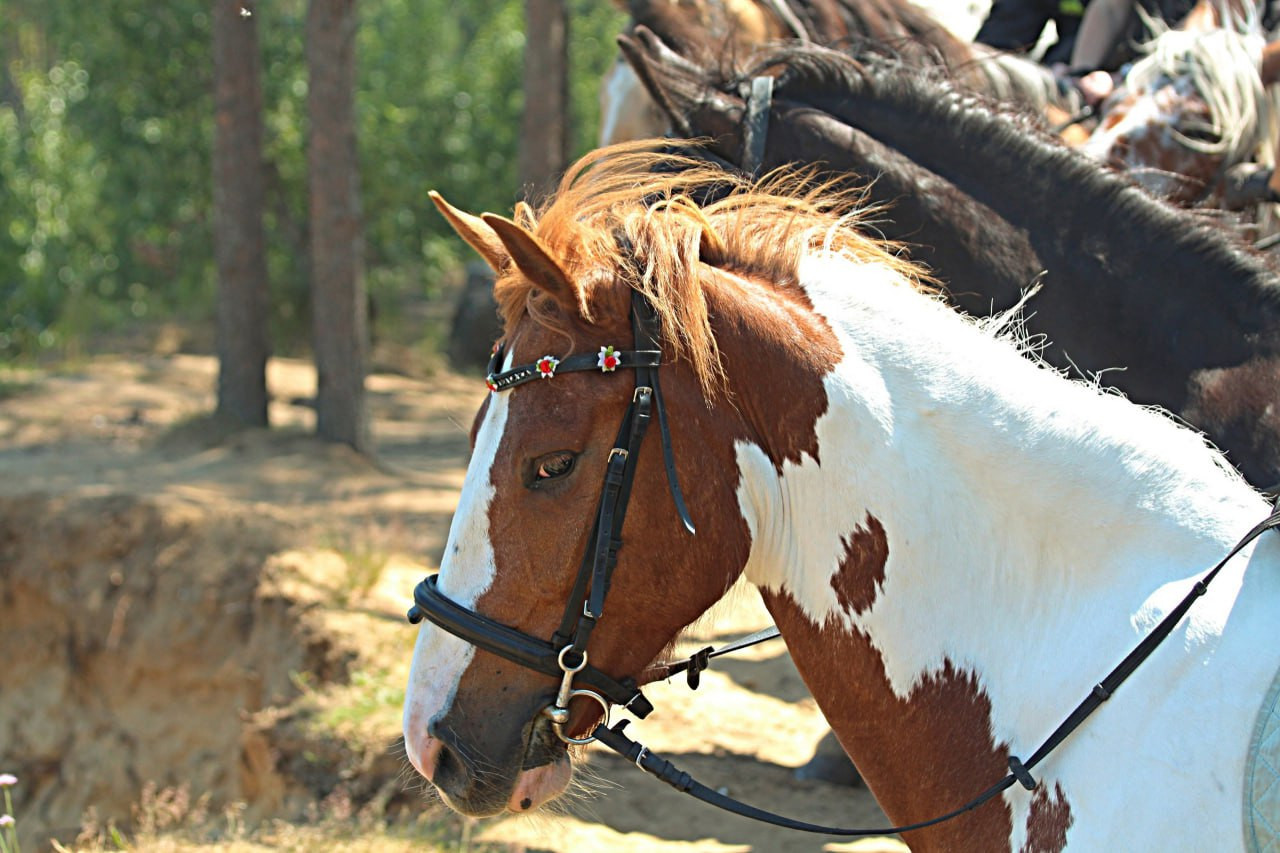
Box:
[1246,662,1280,852]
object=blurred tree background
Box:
[0,0,626,361]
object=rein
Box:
[597,497,1280,837]
[407,287,1280,836]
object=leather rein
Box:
[407,288,1280,838]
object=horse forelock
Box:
[494,144,925,397]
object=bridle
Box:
[407,285,1280,838]
[408,289,693,742]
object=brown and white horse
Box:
[1084,4,1280,209]
[600,0,1079,144]
[403,146,1280,850]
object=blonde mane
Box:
[497,143,924,394]
[1125,14,1275,167]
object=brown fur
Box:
[831,513,889,615]
[1022,783,1074,853]
[762,587,1013,852]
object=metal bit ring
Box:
[550,688,611,745]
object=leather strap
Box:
[592,502,1280,835]
[486,348,661,392]
[741,76,774,176]
[409,575,654,717]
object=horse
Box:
[600,0,1080,145]
[620,30,1280,490]
[402,145,1280,851]
[1083,14,1280,213]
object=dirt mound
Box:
[0,493,353,844]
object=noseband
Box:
[408,289,694,742]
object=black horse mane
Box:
[748,44,1280,322]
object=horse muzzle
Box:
[407,690,575,816]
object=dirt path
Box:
[1,353,906,852]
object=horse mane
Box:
[497,144,925,394]
[1124,23,1275,167]
[756,45,1280,304]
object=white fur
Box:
[598,59,668,146]
[403,380,510,773]
[737,251,1280,849]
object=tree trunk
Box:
[519,0,570,199]
[306,0,368,450]
[212,0,270,426]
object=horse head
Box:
[403,149,786,816]
[1084,25,1277,206]
[600,0,793,144]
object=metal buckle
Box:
[609,448,629,461]
[543,647,612,744]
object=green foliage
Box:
[2,1,214,357]
[0,0,627,358]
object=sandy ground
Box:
[0,352,910,852]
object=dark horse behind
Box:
[621,29,1280,490]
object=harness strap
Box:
[595,721,1015,837]
[631,291,695,534]
[643,626,783,688]
[741,76,774,177]
[486,348,661,392]
[408,575,654,717]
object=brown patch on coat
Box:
[831,514,888,615]
[700,265,841,471]
[761,587,1012,852]
[1021,783,1073,853]
[1184,357,1280,487]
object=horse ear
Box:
[481,213,582,315]
[428,191,508,273]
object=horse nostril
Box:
[413,734,444,782]
[405,716,449,782]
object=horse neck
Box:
[775,54,1280,372]
[783,60,1121,233]
[711,251,1263,840]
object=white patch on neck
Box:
[734,250,1277,849]
[403,382,510,765]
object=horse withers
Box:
[403,146,1280,850]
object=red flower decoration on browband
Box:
[486,376,499,392]
[537,355,560,378]
[598,345,620,372]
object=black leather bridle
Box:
[407,285,1280,838]
[408,289,694,740]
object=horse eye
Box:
[534,451,576,483]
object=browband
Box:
[486,345,662,392]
